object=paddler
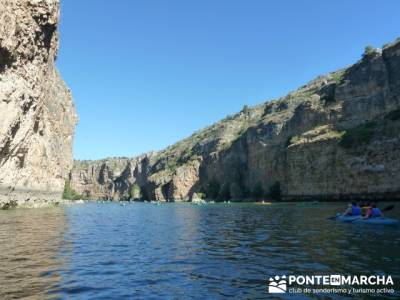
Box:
[363,203,384,219]
[343,202,362,216]
[361,202,371,216]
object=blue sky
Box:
[57,0,400,160]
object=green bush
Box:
[179,148,195,163]
[269,181,281,201]
[130,183,142,200]
[286,135,301,147]
[241,105,250,114]
[331,72,344,84]
[291,135,301,144]
[339,121,377,148]
[62,180,82,200]
[165,159,178,171]
[363,45,376,57]
[196,192,206,199]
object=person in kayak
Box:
[344,202,362,216]
[361,202,371,216]
[363,203,383,219]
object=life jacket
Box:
[361,206,370,215]
[371,208,382,217]
[351,205,361,216]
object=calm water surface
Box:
[0,202,399,299]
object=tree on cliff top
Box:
[363,45,378,58]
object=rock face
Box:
[0,0,77,208]
[70,39,400,202]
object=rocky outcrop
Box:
[71,157,142,200]
[0,0,77,208]
[70,39,400,202]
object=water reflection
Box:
[0,207,66,299]
[0,203,399,299]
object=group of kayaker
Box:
[343,202,383,218]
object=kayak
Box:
[335,214,399,225]
[352,217,399,226]
[336,215,362,223]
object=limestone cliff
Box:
[70,38,400,202]
[0,0,77,208]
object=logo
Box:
[330,275,341,286]
[268,275,287,293]
[267,274,394,295]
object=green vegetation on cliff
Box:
[287,135,301,146]
[62,180,82,200]
[339,121,377,149]
[130,184,142,200]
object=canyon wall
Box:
[70,39,400,202]
[0,0,77,208]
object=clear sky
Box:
[57,0,400,160]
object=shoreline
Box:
[2,197,399,210]
[0,199,86,210]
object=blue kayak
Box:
[336,215,362,222]
[335,214,399,225]
[352,217,399,226]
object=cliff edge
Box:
[70,39,400,202]
[0,0,77,208]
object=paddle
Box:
[328,204,395,221]
[327,213,342,220]
[382,204,395,212]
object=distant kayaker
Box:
[364,203,383,219]
[344,202,362,216]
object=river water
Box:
[0,202,399,299]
